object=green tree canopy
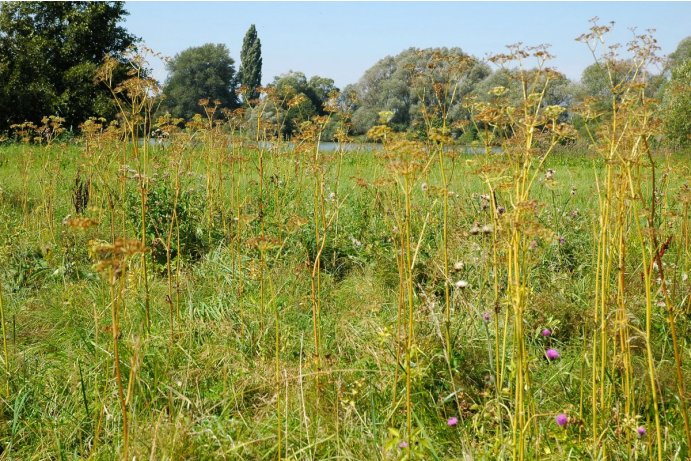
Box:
[238,24,262,102]
[348,47,490,135]
[667,36,691,70]
[269,71,337,137]
[0,1,137,131]
[161,43,238,120]
[661,59,691,148]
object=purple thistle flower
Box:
[447,416,458,426]
[482,312,491,323]
[541,328,552,337]
[545,348,560,360]
[398,441,408,449]
[637,426,646,438]
[555,413,568,427]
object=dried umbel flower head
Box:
[89,238,147,280]
[543,105,565,120]
[63,216,99,230]
[489,86,508,97]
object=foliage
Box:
[253,71,338,138]
[161,43,238,120]
[238,24,263,102]
[348,47,491,135]
[661,59,691,147]
[0,1,137,131]
[667,36,691,70]
[126,176,223,266]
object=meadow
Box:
[0,29,690,461]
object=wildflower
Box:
[447,416,458,426]
[545,348,560,360]
[545,169,555,180]
[421,182,428,192]
[570,186,577,196]
[482,312,491,322]
[455,280,469,289]
[558,236,565,245]
[479,194,490,210]
[469,223,481,235]
[453,261,464,271]
[398,441,408,449]
[497,205,506,215]
[541,328,552,337]
[636,426,646,438]
[481,224,493,234]
[555,413,568,427]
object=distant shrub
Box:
[127,177,223,267]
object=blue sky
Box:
[124,2,691,88]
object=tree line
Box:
[1,2,689,147]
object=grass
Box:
[0,138,688,459]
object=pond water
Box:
[146,138,500,154]
[257,141,500,154]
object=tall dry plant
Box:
[577,19,688,459]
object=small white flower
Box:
[454,280,469,289]
[453,261,464,271]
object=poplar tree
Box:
[239,24,263,102]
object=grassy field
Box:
[0,132,689,460]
